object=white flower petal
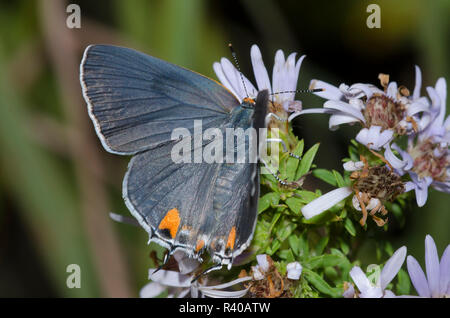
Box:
[148,269,191,288]
[384,143,407,170]
[412,65,422,100]
[343,284,355,298]
[329,114,360,130]
[286,262,303,280]
[213,61,241,102]
[309,79,343,100]
[425,235,441,297]
[256,254,270,272]
[380,246,407,290]
[272,49,286,97]
[324,100,365,122]
[356,126,393,150]
[173,250,200,274]
[350,266,383,298]
[200,276,252,291]
[139,282,167,298]
[343,160,364,171]
[387,82,398,100]
[407,255,431,297]
[302,187,353,219]
[250,45,272,94]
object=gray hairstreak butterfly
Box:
[80,44,269,273]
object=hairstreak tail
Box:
[80,45,268,270]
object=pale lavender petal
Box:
[343,283,355,298]
[329,114,360,130]
[201,288,248,298]
[434,78,447,127]
[309,79,343,100]
[349,266,373,295]
[384,143,407,170]
[251,45,272,94]
[176,288,191,298]
[356,126,393,150]
[148,269,191,288]
[200,276,252,291]
[173,250,200,274]
[272,49,286,97]
[439,244,450,296]
[139,282,167,298]
[213,61,241,101]
[288,108,332,122]
[432,180,450,193]
[413,65,422,100]
[407,101,430,117]
[387,82,398,100]
[301,187,353,219]
[350,266,383,298]
[425,235,441,297]
[415,185,429,207]
[324,100,365,122]
[404,181,416,192]
[343,160,364,171]
[286,262,303,280]
[256,254,270,272]
[407,255,431,297]
[380,246,407,290]
[349,83,375,99]
[383,290,396,298]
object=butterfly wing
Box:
[80,44,240,154]
[123,91,268,267]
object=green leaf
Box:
[298,232,309,258]
[339,238,350,255]
[278,249,295,263]
[332,170,346,187]
[315,236,329,255]
[344,218,356,237]
[285,140,304,181]
[396,269,411,295]
[285,197,303,214]
[304,254,347,269]
[312,169,337,186]
[276,219,297,242]
[303,268,340,297]
[294,190,319,204]
[288,235,301,256]
[296,143,320,179]
[258,192,280,213]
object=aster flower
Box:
[290,66,430,150]
[213,44,305,116]
[246,254,300,297]
[302,158,404,226]
[405,235,450,298]
[140,251,251,298]
[384,78,449,207]
[344,246,407,298]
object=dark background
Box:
[0,0,448,297]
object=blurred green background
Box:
[0,0,448,297]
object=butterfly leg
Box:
[265,138,302,160]
[259,157,307,188]
[153,246,175,274]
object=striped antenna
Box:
[270,88,324,96]
[228,43,250,99]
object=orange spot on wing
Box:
[158,208,181,239]
[226,226,237,250]
[243,97,255,105]
[195,239,205,253]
